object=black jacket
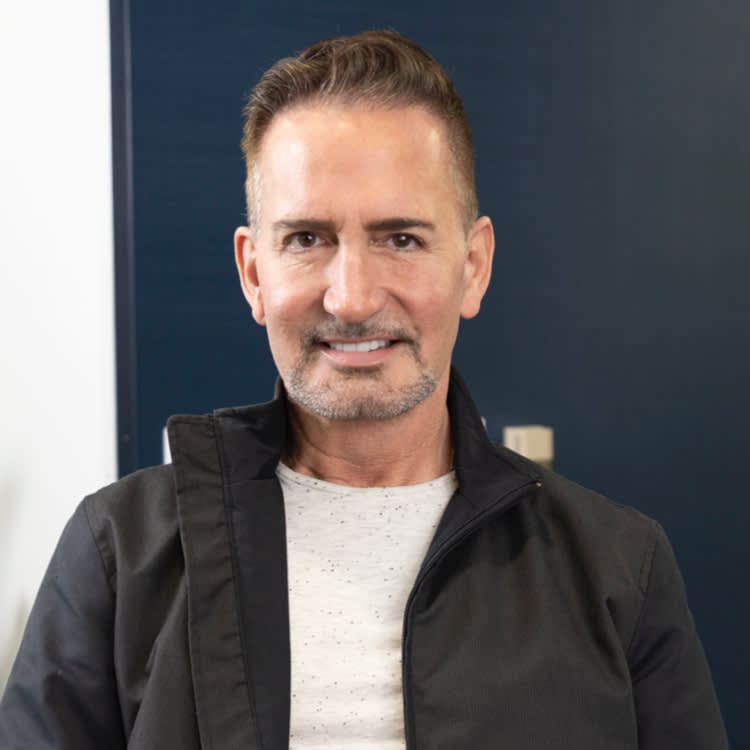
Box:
[0,371,728,749]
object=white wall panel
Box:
[0,1,117,690]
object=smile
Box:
[325,339,392,353]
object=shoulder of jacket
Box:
[83,463,176,522]
[538,467,656,530]
[532,467,661,591]
[81,464,180,587]
[516,467,668,654]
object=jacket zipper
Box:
[400,479,541,749]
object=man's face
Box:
[235,104,493,421]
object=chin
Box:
[286,369,439,422]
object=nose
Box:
[322,244,387,322]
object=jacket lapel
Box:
[169,414,262,750]
[214,400,291,750]
[170,396,292,750]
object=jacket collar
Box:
[425,368,542,568]
[448,366,541,499]
[210,366,541,495]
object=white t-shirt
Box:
[276,462,457,749]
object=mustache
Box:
[301,322,416,347]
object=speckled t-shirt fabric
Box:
[275,462,457,749]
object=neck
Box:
[283,387,453,487]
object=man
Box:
[0,31,727,749]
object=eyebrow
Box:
[272,218,337,234]
[364,217,435,233]
[271,217,435,234]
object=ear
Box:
[234,226,266,326]
[460,216,495,319]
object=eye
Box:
[388,233,423,251]
[284,231,321,251]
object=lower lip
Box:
[318,341,401,368]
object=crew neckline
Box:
[275,461,457,497]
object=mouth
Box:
[317,337,402,367]
[323,339,395,353]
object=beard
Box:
[282,321,439,421]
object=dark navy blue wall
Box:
[121,1,749,742]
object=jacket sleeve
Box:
[0,502,126,750]
[627,522,728,749]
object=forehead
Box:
[255,103,462,224]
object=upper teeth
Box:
[328,339,390,352]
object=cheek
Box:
[405,269,466,320]
[258,265,321,322]
[262,305,307,373]
[259,281,324,357]
[402,284,464,356]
